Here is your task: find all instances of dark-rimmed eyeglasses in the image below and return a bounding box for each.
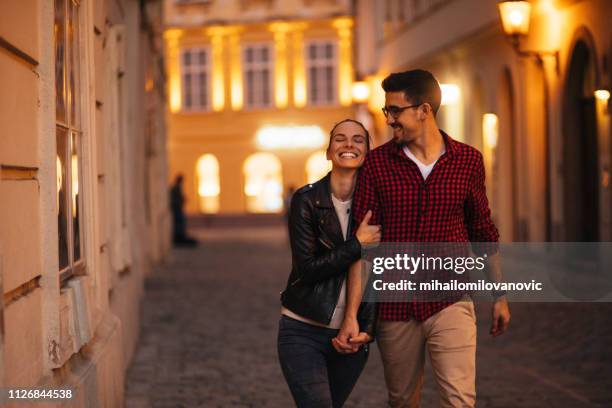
[381,104,421,119]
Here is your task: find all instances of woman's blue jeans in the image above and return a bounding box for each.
[277,315,369,408]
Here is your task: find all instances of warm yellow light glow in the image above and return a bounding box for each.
[208,27,225,111]
[164,29,182,112]
[71,154,79,218]
[483,113,499,149]
[367,75,386,114]
[293,29,307,107]
[498,1,532,36]
[270,23,290,109]
[440,84,461,106]
[595,89,610,102]
[333,17,354,107]
[352,81,370,103]
[56,156,62,215]
[243,153,283,213]
[306,151,332,184]
[230,33,243,110]
[256,126,326,150]
[197,154,220,213]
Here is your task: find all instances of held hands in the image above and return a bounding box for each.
[332,316,372,354]
[490,297,511,337]
[355,210,381,248]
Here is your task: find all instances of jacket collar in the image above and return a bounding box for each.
[313,172,334,209]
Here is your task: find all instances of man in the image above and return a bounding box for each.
[337,70,510,407]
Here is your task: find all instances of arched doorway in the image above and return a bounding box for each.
[306,150,332,183]
[243,153,283,213]
[563,39,599,241]
[496,67,518,241]
[196,154,220,213]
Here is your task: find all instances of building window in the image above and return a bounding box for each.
[243,153,283,213]
[243,44,273,108]
[55,0,84,280]
[181,47,210,111]
[305,41,337,106]
[196,154,220,213]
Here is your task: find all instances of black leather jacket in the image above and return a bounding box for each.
[280,173,377,336]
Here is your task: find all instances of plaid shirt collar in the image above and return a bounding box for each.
[387,129,457,164]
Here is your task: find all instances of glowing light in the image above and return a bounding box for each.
[498,1,532,36]
[440,84,461,106]
[352,81,370,103]
[483,113,499,149]
[367,75,386,113]
[333,17,354,107]
[164,29,183,113]
[595,89,610,102]
[56,156,62,215]
[71,154,79,218]
[291,25,308,108]
[243,153,283,213]
[306,151,332,183]
[230,33,243,110]
[208,28,225,111]
[270,23,290,109]
[256,126,326,150]
[197,154,220,213]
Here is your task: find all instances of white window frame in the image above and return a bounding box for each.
[55,0,88,282]
[180,46,211,112]
[305,40,338,106]
[242,43,274,109]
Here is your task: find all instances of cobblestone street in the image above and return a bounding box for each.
[125,221,612,408]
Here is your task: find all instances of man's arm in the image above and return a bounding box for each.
[465,151,510,336]
[482,253,510,336]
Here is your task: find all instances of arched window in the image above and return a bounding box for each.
[243,153,283,213]
[305,150,332,183]
[196,154,220,213]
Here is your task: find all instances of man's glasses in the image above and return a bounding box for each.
[381,104,421,119]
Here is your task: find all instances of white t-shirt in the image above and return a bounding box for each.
[281,194,351,329]
[403,145,446,180]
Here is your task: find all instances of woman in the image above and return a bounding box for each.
[278,119,381,408]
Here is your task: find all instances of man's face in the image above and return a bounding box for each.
[384,91,423,143]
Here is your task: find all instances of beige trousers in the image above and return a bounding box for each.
[377,299,477,408]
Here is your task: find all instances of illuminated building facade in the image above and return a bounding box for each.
[164,0,357,214]
[356,0,612,242]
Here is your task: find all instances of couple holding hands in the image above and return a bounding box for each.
[278,69,511,408]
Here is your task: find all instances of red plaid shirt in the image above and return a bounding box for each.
[352,131,499,321]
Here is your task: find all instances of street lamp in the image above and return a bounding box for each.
[498,1,531,37]
[497,0,559,73]
[351,81,371,104]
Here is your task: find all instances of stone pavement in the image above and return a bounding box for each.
[125,224,612,407]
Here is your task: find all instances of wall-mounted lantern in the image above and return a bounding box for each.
[498,1,559,74]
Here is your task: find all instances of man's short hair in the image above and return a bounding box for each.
[382,69,442,115]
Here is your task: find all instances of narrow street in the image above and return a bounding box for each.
[125,220,612,408]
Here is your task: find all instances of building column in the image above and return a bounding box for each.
[164,29,182,113]
[270,23,290,109]
[207,26,226,112]
[333,17,354,107]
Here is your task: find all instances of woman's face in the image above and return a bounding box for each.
[326,121,368,170]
